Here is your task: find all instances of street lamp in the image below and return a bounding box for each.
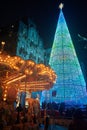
[0,41,5,53]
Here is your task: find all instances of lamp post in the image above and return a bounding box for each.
[0,41,5,53]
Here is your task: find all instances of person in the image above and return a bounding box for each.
[68,109,87,130]
[33,114,37,124]
[44,116,49,130]
[16,103,23,112]
[16,103,23,123]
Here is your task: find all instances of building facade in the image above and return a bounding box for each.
[16,20,46,64]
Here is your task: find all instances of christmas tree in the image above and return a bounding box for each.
[48,4,87,105]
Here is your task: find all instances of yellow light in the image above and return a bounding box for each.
[29,70,33,75]
[4,94,7,97]
[5,90,7,92]
[25,69,29,74]
[6,74,26,84]
[3,98,6,101]
[0,53,56,94]
[1,41,5,45]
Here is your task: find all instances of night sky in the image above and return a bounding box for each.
[0,0,87,43]
[0,0,87,75]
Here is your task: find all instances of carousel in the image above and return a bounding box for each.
[0,42,57,108]
[0,42,57,126]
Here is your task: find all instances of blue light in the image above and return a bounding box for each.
[42,9,87,105]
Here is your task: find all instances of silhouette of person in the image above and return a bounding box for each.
[45,116,49,130]
[68,109,87,130]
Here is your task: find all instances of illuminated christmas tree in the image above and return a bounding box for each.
[48,4,87,105]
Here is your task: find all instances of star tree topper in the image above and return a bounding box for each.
[59,3,64,9]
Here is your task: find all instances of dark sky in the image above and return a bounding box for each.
[0,0,87,69]
[0,0,87,43]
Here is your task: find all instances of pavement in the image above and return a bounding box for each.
[48,125,68,130]
[39,124,68,130]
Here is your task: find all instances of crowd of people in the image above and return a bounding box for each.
[42,101,87,118]
[0,100,87,130]
[0,99,40,130]
[68,109,87,130]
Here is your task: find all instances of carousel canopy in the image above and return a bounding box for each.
[0,52,57,101]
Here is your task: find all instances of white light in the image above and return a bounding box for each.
[59,3,64,9]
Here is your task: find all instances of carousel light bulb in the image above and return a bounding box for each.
[29,70,33,75]
[25,69,29,74]
[4,94,7,97]
[3,98,6,101]
[5,90,7,92]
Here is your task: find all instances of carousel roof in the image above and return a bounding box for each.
[0,52,57,101]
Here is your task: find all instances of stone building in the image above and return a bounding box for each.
[0,18,50,65]
[16,19,45,64]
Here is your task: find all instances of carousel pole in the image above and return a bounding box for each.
[44,90,47,129]
[23,74,27,117]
